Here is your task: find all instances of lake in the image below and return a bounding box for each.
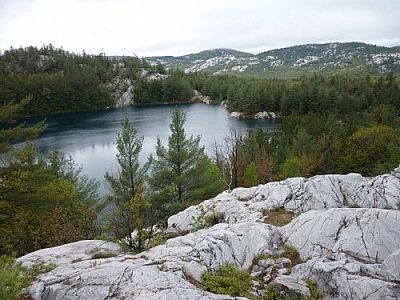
[18,103,278,195]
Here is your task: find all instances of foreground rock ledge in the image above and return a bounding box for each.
[18,167,400,299]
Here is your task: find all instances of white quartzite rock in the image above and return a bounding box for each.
[280,208,400,263]
[347,165,400,208]
[291,258,400,299]
[18,167,400,299]
[18,239,123,268]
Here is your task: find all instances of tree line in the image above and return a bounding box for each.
[0,45,159,115]
[2,45,399,121]
[0,45,195,116]
[188,72,400,115]
[216,109,400,191]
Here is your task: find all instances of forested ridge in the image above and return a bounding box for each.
[0,45,197,116]
[0,44,162,116]
[1,45,400,270]
[146,42,400,78]
[1,45,400,118]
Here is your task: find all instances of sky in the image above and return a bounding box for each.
[1,0,399,57]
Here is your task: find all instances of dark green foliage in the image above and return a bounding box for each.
[0,144,100,256]
[0,45,152,116]
[0,45,199,117]
[0,95,46,153]
[0,255,56,300]
[202,264,252,298]
[0,256,29,300]
[149,107,226,219]
[339,124,400,175]
[135,69,194,104]
[230,85,400,181]
[104,115,151,251]
[190,72,400,118]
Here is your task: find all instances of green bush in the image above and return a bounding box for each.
[191,206,225,232]
[191,205,207,232]
[91,252,118,259]
[26,260,56,277]
[304,278,321,300]
[282,244,302,265]
[0,255,57,300]
[0,255,29,300]
[202,264,252,298]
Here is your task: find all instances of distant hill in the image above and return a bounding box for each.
[145,42,400,78]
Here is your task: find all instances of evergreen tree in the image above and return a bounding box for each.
[244,161,259,187]
[0,144,99,256]
[340,125,400,176]
[0,96,46,153]
[104,115,151,250]
[149,107,225,218]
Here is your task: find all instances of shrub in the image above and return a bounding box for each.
[304,278,321,300]
[91,252,118,259]
[191,205,207,232]
[252,252,268,265]
[204,211,225,227]
[0,256,29,300]
[0,256,55,300]
[263,207,295,227]
[202,264,252,298]
[191,205,225,232]
[282,244,302,266]
[26,261,56,278]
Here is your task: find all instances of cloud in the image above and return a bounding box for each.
[0,0,399,56]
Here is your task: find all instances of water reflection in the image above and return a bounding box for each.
[16,103,279,195]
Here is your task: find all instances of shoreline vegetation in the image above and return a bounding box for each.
[1,44,399,119]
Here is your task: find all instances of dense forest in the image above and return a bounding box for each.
[2,45,399,117]
[189,72,400,183]
[1,45,400,259]
[0,45,195,116]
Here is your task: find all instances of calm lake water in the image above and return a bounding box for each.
[19,103,278,195]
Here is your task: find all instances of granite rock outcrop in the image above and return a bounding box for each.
[18,166,400,299]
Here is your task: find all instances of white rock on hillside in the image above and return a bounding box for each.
[347,165,400,208]
[280,208,400,263]
[291,258,400,299]
[18,239,123,268]
[107,77,134,107]
[229,111,243,118]
[254,111,276,119]
[18,167,400,299]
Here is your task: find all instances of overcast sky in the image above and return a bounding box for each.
[1,0,399,57]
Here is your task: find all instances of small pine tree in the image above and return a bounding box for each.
[149,107,225,219]
[104,114,151,250]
